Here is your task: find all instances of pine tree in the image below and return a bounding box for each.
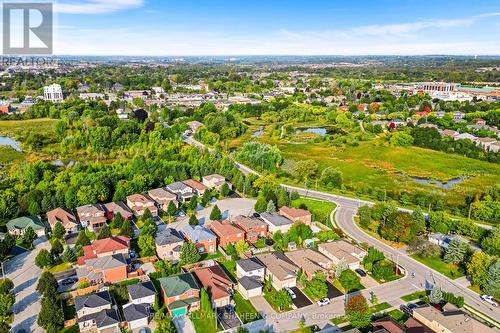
[254,196,267,213]
[111,212,124,229]
[120,220,134,238]
[62,246,76,263]
[37,294,64,331]
[428,286,443,304]
[167,201,178,216]
[75,230,90,247]
[210,205,222,220]
[220,183,230,198]
[36,271,58,297]
[50,238,63,257]
[52,222,65,240]
[443,239,468,264]
[97,224,111,239]
[23,226,37,247]
[179,243,201,264]
[188,214,199,226]
[484,261,500,299]
[266,200,276,213]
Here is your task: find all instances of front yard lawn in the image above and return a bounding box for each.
[401,290,427,302]
[219,259,237,282]
[233,291,262,323]
[200,250,223,261]
[190,309,220,333]
[48,262,73,273]
[411,254,464,279]
[369,302,392,314]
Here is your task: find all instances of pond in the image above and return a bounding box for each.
[295,127,327,136]
[409,176,466,189]
[0,136,22,152]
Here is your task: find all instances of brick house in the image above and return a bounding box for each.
[279,206,312,225]
[208,220,245,249]
[77,235,130,265]
[181,225,217,254]
[155,228,184,262]
[233,215,268,243]
[148,188,178,210]
[76,204,107,231]
[76,253,129,284]
[159,272,201,317]
[126,194,158,216]
[192,263,233,308]
[46,207,79,234]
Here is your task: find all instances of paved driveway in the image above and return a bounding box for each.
[291,287,313,308]
[6,237,49,333]
[326,281,343,299]
[217,305,242,329]
[173,315,195,333]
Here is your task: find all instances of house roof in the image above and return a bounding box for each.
[168,297,200,310]
[123,303,149,322]
[127,193,155,205]
[279,206,311,219]
[46,207,77,227]
[260,212,294,227]
[234,215,267,230]
[148,188,176,201]
[192,264,233,301]
[159,272,200,298]
[238,276,262,291]
[318,240,366,264]
[75,290,111,311]
[209,220,243,237]
[84,253,128,270]
[103,201,133,218]
[76,204,105,217]
[7,216,45,231]
[284,249,331,277]
[127,281,156,300]
[183,179,207,191]
[95,308,120,328]
[371,316,406,333]
[78,235,130,265]
[256,251,298,281]
[237,258,264,273]
[167,181,192,192]
[181,225,216,242]
[202,174,225,182]
[155,228,184,246]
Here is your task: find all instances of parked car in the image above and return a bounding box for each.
[61,277,77,286]
[481,295,498,307]
[355,268,366,277]
[284,287,296,299]
[400,304,412,315]
[317,298,331,307]
[407,303,419,310]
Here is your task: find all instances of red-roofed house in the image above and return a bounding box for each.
[192,263,233,308]
[209,220,245,249]
[126,194,158,216]
[233,215,267,243]
[46,207,79,234]
[77,236,130,266]
[182,179,207,196]
[279,206,312,226]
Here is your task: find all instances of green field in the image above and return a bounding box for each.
[411,254,465,279]
[0,146,25,163]
[291,197,336,226]
[0,118,57,136]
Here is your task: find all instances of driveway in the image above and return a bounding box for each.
[217,305,242,329]
[6,237,49,333]
[173,314,195,333]
[326,281,343,299]
[291,287,313,308]
[360,274,379,288]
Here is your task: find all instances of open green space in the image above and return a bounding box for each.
[219,259,237,282]
[48,262,73,274]
[411,254,465,279]
[0,146,25,163]
[0,118,57,136]
[233,291,262,323]
[291,197,336,226]
[401,290,427,302]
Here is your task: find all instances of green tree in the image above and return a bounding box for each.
[428,287,443,304]
[320,167,343,189]
[225,243,238,260]
[304,272,328,300]
[254,196,267,213]
[62,246,76,263]
[334,258,348,278]
[36,271,58,297]
[389,132,414,147]
[0,279,13,294]
[0,293,14,317]
[443,239,468,264]
[35,249,53,269]
[345,294,371,328]
[220,183,230,198]
[484,261,500,299]
[120,220,135,238]
[154,308,176,333]
[138,232,156,257]
[266,200,276,213]
[23,226,37,247]
[142,208,153,223]
[111,212,124,229]
[210,205,222,220]
[294,159,318,182]
[37,294,64,331]
[179,242,201,264]
[166,201,178,216]
[467,252,493,287]
[50,238,63,257]
[287,223,313,246]
[97,224,111,239]
[52,222,65,239]
[358,206,372,228]
[481,228,500,256]
[235,240,250,255]
[188,214,199,226]
[339,269,361,292]
[274,289,292,311]
[75,230,90,247]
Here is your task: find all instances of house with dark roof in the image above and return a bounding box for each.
[123,303,150,331]
[159,272,201,317]
[155,228,184,262]
[76,253,129,284]
[181,225,217,254]
[238,276,262,299]
[6,216,46,237]
[166,181,194,202]
[236,258,265,280]
[75,291,120,332]
[192,263,234,308]
[260,212,294,234]
[46,207,79,234]
[127,281,157,306]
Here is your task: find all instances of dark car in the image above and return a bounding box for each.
[400,304,412,315]
[61,277,77,285]
[265,238,274,246]
[355,268,367,277]
[253,212,261,218]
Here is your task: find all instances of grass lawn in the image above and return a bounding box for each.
[190,309,220,333]
[0,146,25,163]
[200,251,223,261]
[233,291,262,323]
[60,325,79,333]
[219,259,237,282]
[411,254,464,279]
[369,302,392,314]
[264,286,292,312]
[468,284,482,295]
[385,309,409,324]
[401,290,427,302]
[291,197,336,226]
[331,279,347,294]
[331,316,347,325]
[0,118,57,136]
[48,262,73,273]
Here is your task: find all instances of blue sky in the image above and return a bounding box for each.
[49,0,500,55]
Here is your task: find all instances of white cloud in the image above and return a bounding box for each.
[55,0,144,14]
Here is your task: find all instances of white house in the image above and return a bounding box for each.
[43,84,63,102]
[127,281,156,306]
[236,258,265,280]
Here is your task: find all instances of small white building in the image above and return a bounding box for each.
[43,83,63,102]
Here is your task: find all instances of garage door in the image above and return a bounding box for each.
[172,307,187,317]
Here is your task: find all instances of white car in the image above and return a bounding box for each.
[284,287,296,299]
[317,298,331,307]
[481,295,498,307]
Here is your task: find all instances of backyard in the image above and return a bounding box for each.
[290,197,336,226]
[233,291,262,323]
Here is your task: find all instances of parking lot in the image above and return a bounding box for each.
[290,287,313,308]
[217,305,242,329]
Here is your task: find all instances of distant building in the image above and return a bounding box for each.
[43,83,63,102]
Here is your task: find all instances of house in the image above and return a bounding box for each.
[186,120,204,133]
[166,182,195,202]
[148,188,178,210]
[318,240,367,270]
[126,194,158,216]
[76,204,107,231]
[279,206,312,225]
[75,291,120,333]
[6,216,46,237]
[473,118,487,126]
[46,207,79,234]
[441,129,459,138]
[159,272,201,317]
[209,220,245,248]
[76,253,129,284]
[454,133,478,142]
[260,212,294,234]
[490,141,500,153]
[182,179,208,196]
[123,303,150,331]
[233,215,268,243]
[371,316,406,333]
[236,258,265,280]
[285,249,332,279]
[192,263,234,308]
[238,276,263,299]
[202,174,231,190]
[77,235,130,265]
[476,137,497,151]
[127,281,157,306]
[103,201,134,221]
[452,111,465,120]
[256,251,298,290]
[410,304,496,333]
[181,225,217,254]
[155,228,184,262]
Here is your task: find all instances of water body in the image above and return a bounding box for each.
[0,136,22,152]
[295,127,327,136]
[409,176,466,189]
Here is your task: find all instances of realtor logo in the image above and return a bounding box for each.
[2,2,53,54]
